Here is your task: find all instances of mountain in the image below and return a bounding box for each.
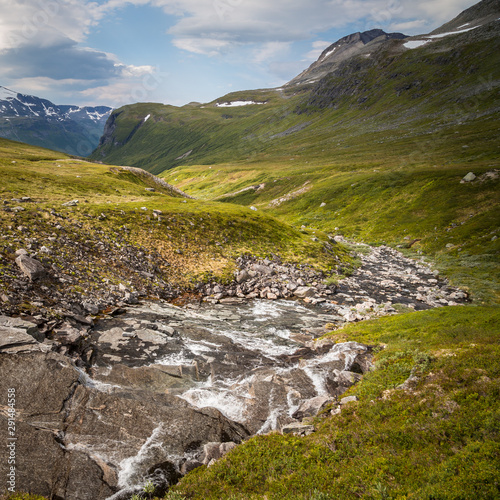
[287,29,407,87]
[0,86,111,156]
[90,0,499,303]
[91,0,499,174]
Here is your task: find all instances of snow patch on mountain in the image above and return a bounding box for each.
[216,101,266,107]
[404,24,482,49]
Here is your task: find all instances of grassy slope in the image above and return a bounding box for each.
[156,23,499,500]
[169,305,500,500]
[0,138,347,312]
[156,28,500,303]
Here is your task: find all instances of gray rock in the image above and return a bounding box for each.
[292,396,333,420]
[340,395,358,405]
[124,292,139,304]
[15,254,46,280]
[251,264,274,275]
[281,423,315,436]
[219,442,237,455]
[82,301,100,315]
[53,323,87,345]
[293,286,316,299]
[202,442,222,465]
[0,325,46,353]
[180,460,203,475]
[461,172,476,183]
[236,270,251,283]
[62,199,79,206]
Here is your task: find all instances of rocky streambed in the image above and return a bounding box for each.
[0,244,469,499]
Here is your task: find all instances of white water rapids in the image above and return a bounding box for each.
[84,298,369,499]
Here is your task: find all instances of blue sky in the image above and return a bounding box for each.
[0,0,477,108]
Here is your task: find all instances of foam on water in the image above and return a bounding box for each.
[154,350,195,366]
[180,387,250,422]
[205,326,297,358]
[185,339,222,355]
[117,424,165,488]
[251,300,283,320]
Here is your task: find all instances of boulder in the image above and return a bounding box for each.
[294,286,316,298]
[53,322,87,346]
[0,315,47,352]
[340,395,358,405]
[461,172,476,183]
[236,270,251,283]
[292,396,333,420]
[251,264,274,275]
[15,254,46,280]
[281,423,315,436]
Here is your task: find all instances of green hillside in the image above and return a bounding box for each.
[4,2,500,499]
[0,138,348,318]
[89,21,500,306]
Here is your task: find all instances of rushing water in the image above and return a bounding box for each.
[85,298,369,499]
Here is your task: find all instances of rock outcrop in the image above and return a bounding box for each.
[0,351,249,499]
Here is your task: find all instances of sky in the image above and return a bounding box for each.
[0,0,478,109]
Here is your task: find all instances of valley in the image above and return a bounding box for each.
[0,0,499,499]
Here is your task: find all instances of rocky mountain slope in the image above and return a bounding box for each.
[287,29,407,87]
[0,86,111,156]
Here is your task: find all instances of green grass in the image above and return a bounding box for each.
[169,305,500,500]
[0,137,350,309]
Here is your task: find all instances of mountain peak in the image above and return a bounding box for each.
[287,29,407,87]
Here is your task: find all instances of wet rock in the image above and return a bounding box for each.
[15,254,46,280]
[0,351,249,500]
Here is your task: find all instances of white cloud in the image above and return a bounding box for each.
[79,66,168,107]
[148,0,476,55]
[304,40,332,61]
[253,42,291,64]
[171,37,234,56]
[0,0,105,50]
[389,19,427,33]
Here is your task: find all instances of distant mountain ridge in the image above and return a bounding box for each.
[0,86,111,156]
